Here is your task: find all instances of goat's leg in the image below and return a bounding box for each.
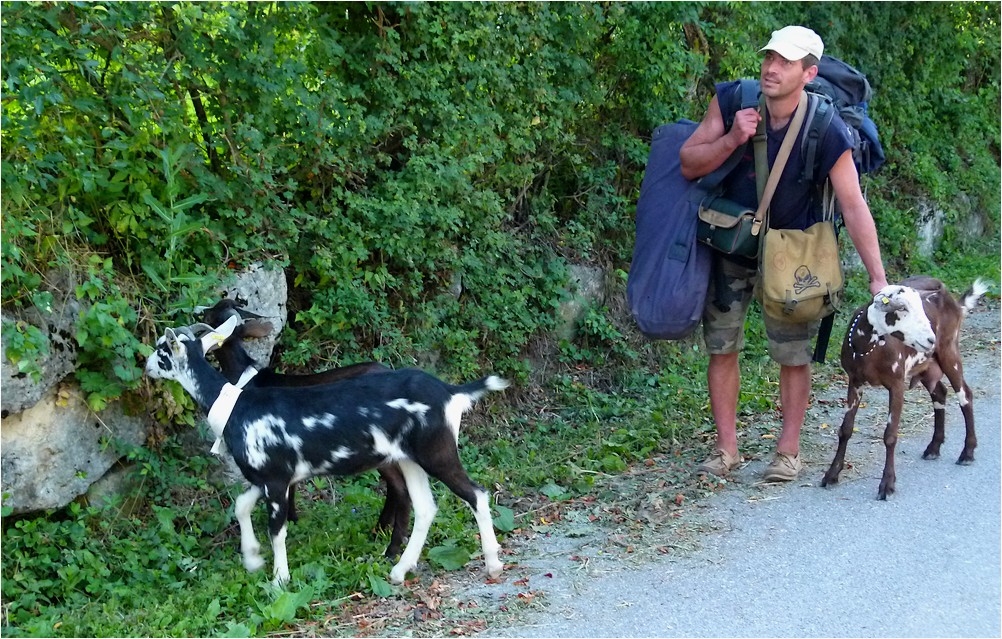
[389,459,437,585]
[877,386,905,500]
[377,464,410,558]
[821,384,861,487]
[921,378,948,460]
[943,363,977,464]
[422,449,503,579]
[955,380,976,464]
[265,482,293,586]
[287,483,299,523]
[235,485,265,572]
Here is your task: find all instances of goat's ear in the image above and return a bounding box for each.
[242,319,274,338]
[233,306,266,320]
[200,314,240,353]
[873,287,901,311]
[164,328,186,356]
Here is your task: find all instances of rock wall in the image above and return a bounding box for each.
[0,264,288,515]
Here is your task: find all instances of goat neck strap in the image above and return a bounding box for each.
[849,307,881,359]
[751,90,809,237]
[235,366,259,389]
[206,382,242,438]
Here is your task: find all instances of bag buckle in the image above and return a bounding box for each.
[751,218,764,237]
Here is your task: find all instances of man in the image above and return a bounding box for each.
[679,26,888,481]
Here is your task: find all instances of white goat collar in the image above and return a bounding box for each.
[207,383,242,455]
[235,367,259,389]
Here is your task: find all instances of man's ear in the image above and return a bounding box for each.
[803,63,819,83]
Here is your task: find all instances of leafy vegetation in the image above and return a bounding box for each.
[1,2,998,636]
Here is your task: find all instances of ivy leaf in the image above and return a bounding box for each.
[494,505,516,532]
[222,622,252,638]
[540,482,568,501]
[427,543,471,571]
[368,574,393,597]
[260,586,314,625]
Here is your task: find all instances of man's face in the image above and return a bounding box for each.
[759,50,816,98]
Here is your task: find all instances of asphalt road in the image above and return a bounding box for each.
[485,306,1000,638]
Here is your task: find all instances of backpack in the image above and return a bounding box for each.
[727,55,885,182]
[626,120,747,340]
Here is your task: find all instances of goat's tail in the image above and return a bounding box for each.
[959,279,991,315]
[452,375,511,403]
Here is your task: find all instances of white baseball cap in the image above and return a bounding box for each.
[760,26,824,61]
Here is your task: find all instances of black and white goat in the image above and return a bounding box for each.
[821,276,988,499]
[194,299,410,558]
[146,315,508,585]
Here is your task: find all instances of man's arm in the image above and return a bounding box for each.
[829,150,888,295]
[680,95,760,181]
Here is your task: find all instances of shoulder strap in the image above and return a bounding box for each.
[802,93,835,183]
[752,94,767,204]
[724,79,762,131]
[704,79,763,194]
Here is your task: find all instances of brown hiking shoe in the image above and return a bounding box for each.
[697,449,741,477]
[762,452,803,482]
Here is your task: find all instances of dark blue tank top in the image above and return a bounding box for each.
[715,80,853,230]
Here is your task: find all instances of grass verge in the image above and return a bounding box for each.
[2,252,998,637]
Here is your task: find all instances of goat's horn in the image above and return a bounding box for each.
[174,326,197,340]
[875,293,903,311]
[187,322,217,336]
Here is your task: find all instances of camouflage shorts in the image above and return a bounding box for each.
[702,255,819,366]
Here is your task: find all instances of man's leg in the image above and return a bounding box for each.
[763,314,818,480]
[699,255,756,475]
[777,363,811,457]
[708,352,741,456]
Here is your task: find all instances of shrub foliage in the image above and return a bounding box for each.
[2,2,998,402]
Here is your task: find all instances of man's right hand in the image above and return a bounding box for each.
[729,107,761,145]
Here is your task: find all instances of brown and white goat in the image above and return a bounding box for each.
[195,298,410,558]
[821,276,988,499]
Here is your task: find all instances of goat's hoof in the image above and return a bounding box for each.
[922,451,940,460]
[272,573,290,588]
[243,554,266,573]
[389,564,412,585]
[486,559,504,580]
[956,455,975,465]
[820,474,838,488]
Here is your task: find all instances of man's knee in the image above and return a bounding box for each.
[765,317,818,366]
